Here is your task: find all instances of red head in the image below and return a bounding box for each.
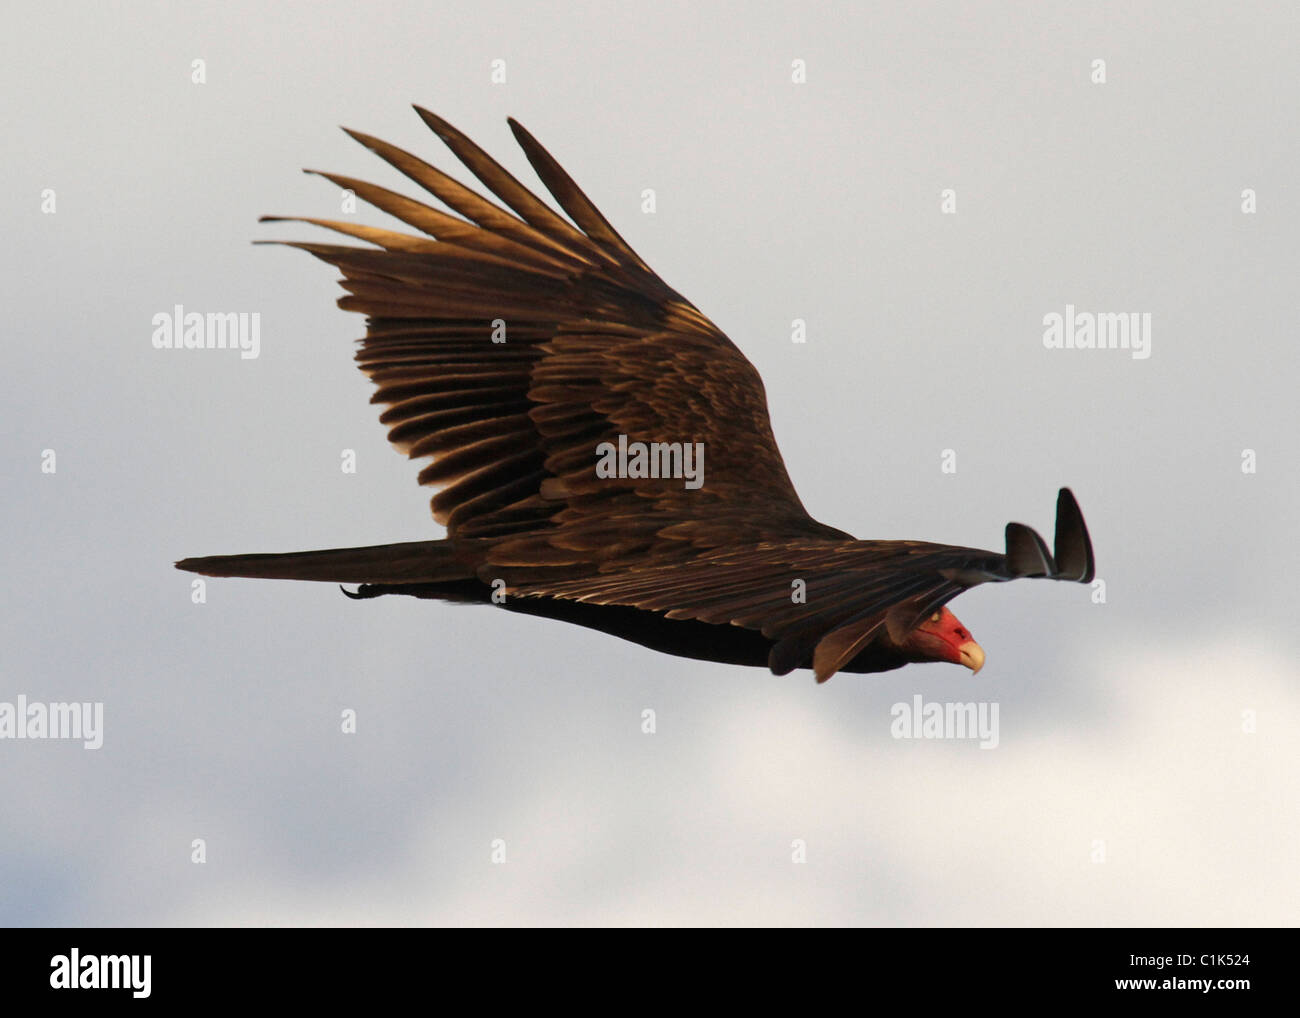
[903,606,985,673]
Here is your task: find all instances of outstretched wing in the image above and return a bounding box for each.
[266,109,846,578]
[511,488,1096,681]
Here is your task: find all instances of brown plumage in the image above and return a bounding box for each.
[177,108,1095,682]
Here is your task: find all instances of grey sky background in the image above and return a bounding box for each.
[3,1,1297,925]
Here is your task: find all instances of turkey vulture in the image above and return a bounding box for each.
[177,108,1095,682]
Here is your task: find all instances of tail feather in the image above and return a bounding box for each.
[175,539,476,584]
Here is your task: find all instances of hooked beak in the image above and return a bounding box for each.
[957,640,985,674]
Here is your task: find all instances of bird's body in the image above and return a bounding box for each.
[177,108,1094,682]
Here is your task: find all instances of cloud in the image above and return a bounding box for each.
[173,632,1296,926]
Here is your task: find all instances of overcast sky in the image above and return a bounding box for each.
[3,0,1297,926]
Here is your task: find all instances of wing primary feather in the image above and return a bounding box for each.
[1053,487,1096,583]
[1004,523,1056,578]
[506,117,652,272]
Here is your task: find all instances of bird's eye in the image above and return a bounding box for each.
[930,612,941,623]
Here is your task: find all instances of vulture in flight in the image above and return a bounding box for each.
[177,108,1095,682]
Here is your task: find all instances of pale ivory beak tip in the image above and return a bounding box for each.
[958,640,985,674]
